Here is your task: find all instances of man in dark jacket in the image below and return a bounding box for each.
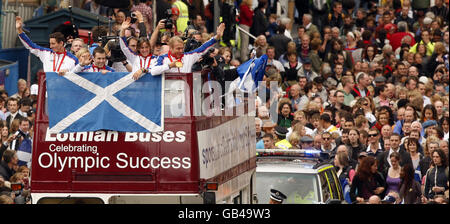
[377,134,413,173]
[0,150,18,181]
[268,24,291,59]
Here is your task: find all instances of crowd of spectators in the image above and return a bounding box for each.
[0,80,35,204]
[0,0,449,204]
[245,0,449,204]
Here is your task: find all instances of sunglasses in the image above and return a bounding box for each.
[322,137,331,140]
[368,134,378,137]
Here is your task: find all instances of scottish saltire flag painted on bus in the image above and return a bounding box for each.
[46,72,163,133]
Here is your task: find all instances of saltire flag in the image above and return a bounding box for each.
[224,54,268,106]
[46,72,163,133]
[235,54,268,92]
[16,138,32,168]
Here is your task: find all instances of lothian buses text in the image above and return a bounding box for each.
[45,128,186,142]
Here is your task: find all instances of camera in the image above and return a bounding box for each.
[14,130,27,140]
[163,9,174,29]
[98,36,127,64]
[130,12,137,24]
[184,38,202,52]
[162,19,174,30]
[106,39,127,63]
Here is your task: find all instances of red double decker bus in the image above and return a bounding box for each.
[30,72,257,204]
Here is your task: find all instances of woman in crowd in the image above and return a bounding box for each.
[385,152,402,194]
[353,97,377,125]
[283,51,302,87]
[420,104,438,123]
[335,151,353,185]
[347,129,366,161]
[361,44,377,63]
[373,112,390,132]
[419,138,440,178]
[399,163,423,204]
[406,137,424,181]
[218,47,233,70]
[440,116,449,141]
[344,32,358,53]
[350,155,386,203]
[423,149,449,199]
[277,99,294,128]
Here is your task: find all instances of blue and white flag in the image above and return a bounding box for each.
[236,54,268,92]
[225,55,268,106]
[16,138,32,168]
[46,72,163,133]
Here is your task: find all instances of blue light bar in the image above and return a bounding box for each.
[256,149,323,159]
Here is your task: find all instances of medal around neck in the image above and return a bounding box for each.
[175,61,183,68]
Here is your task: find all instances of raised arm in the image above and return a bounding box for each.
[134,11,147,38]
[119,17,138,62]
[66,56,91,75]
[150,20,165,49]
[16,16,50,58]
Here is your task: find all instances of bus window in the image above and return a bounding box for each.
[233,191,242,204]
[37,197,104,204]
[164,79,189,118]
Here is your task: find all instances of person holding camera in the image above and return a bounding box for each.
[153,22,225,74]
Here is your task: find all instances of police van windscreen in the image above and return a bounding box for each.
[255,172,319,204]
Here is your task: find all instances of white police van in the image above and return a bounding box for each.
[255,149,344,204]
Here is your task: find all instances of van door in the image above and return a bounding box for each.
[318,171,331,203]
[324,169,341,200]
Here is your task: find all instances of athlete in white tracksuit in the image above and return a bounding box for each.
[16,16,78,73]
[153,23,226,74]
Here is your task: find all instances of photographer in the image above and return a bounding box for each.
[106,37,133,72]
[150,19,176,53]
[208,48,239,98]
